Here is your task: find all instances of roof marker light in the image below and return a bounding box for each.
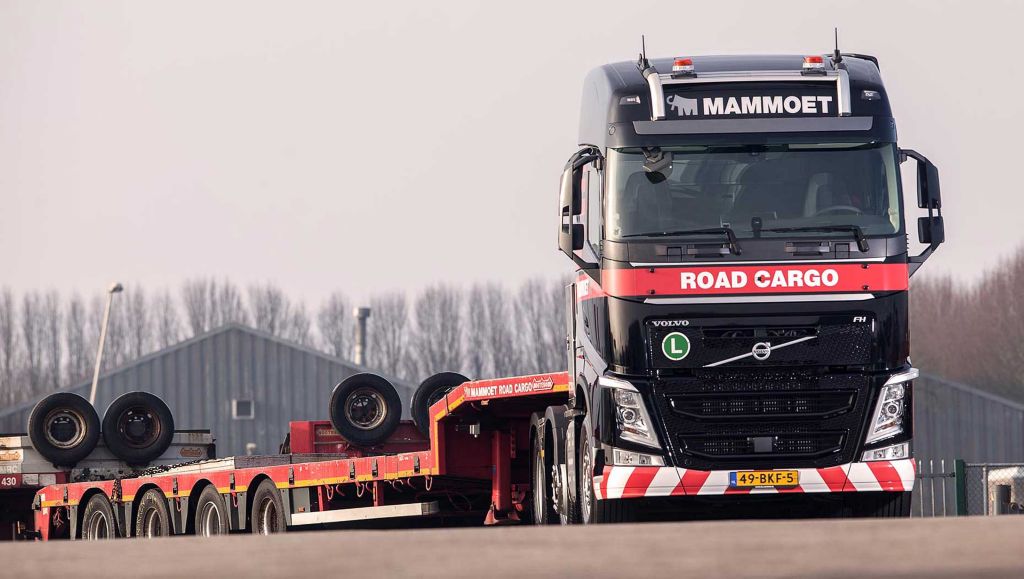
[801,55,826,76]
[671,57,695,77]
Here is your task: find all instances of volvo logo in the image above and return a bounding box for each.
[751,342,772,361]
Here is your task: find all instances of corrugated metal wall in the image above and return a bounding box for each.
[914,374,1024,463]
[0,325,413,457]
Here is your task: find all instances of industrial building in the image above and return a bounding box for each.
[0,324,412,457]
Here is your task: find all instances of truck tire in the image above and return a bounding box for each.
[250,479,286,535]
[134,488,171,538]
[411,372,469,436]
[27,392,101,467]
[578,414,636,524]
[531,423,558,525]
[194,485,229,536]
[329,374,402,446]
[80,493,118,539]
[102,391,175,465]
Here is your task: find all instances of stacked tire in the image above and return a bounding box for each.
[28,391,175,467]
[329,374,404,446]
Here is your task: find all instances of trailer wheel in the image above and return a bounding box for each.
[329,374,402,446]
[134,488,171,538]
[531,424,558,525]
[250,479,286,535]
[578,414,635,524]
[80,493,118,539]
[194,485,229,536]
[27,392,101,467]
[102,391,175,465]
[411,372,469,436]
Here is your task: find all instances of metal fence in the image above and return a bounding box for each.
[912,460,1024,516]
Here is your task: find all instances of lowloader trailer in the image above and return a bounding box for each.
[26,46,942,539]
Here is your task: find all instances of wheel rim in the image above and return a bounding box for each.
[142,507,162,537]
[85,509,110,539]
[116,406,162,449]
[533,447,547,522]
[43,408,87,449]
[344,388,387,431]
[256,496,279,534]
[200,501,222,536]
[580,433,593,523]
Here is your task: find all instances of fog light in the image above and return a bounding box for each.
[612,448,665,466]
[862,442,909,462]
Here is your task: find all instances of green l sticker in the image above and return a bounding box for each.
[662,332,690,361]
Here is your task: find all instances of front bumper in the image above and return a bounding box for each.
[593,459,915,500]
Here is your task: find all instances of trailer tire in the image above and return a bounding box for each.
[411,372,469,436]
[27,392,101,467]
[80,493,118,539]
[102,391,175,465]
[134,488,171,538]
[531,423,558,525]
[250,479,286,535]
[329,374,402,446]
[194,485,229,536]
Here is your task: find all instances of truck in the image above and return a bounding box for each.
[12,46,943,540]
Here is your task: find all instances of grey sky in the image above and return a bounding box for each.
[1,0,1020,304]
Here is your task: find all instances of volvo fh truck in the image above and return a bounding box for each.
[544,50,944,523]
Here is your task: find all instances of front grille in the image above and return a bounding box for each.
[680,432,846,459]
[653,371,871,470]
[668,390,856,420]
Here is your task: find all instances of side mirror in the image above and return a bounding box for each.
[902,149,941,210]
[918,215,945,245]
[558,164,586,256]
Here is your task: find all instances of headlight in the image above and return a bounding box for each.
[864,369,917,445]
[599,376,662,450]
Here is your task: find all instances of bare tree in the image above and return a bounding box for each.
[153,290,182,348]
[282,303,312,346]
[182,278,247,336]
[64,294,89,385]
[514,279,549,375]
[248,283,289,335]
[464,286,488,378]
[0,288,18,404]
[408,285,463,380]
[367,292,408,378]
[20,292,44,397]
[41,291,63,389]
[124,287,152,360]
[317,291,350,359]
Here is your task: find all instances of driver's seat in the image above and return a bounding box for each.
[804,173,853,216]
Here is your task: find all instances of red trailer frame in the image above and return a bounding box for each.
[32,372,570,540]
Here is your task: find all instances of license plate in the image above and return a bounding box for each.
[729,470,799,488]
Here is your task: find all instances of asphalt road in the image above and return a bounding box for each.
[3,517,1022,578]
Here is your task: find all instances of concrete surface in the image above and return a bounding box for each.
[3,517,1023,578]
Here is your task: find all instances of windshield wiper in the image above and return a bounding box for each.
[621,227,742,255]
[759,225,869,252]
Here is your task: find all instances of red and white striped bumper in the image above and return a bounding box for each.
[593,459,915,500]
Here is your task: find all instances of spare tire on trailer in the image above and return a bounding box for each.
[27,392,101,467]
[102,391,175,465]
[329,373,402,446]
[411,372,469,437]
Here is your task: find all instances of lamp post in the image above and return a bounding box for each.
[88,282,123,405]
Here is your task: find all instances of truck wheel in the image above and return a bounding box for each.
[134,488,171,538]
[28,392,101,467]
[531,424,558,525]
[194,485,229,536]
[411,372,469,436]
[250,479,286,535]
[80,493,118,539]
[578,414,636,524]
[102,391,175,465]
[329,374,402,446]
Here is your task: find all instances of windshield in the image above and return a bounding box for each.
[605,143,901,241]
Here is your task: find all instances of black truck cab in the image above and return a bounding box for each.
[556,52,944,522]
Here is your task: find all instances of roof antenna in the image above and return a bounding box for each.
[637,34,650,71]
[832,27,843,65]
